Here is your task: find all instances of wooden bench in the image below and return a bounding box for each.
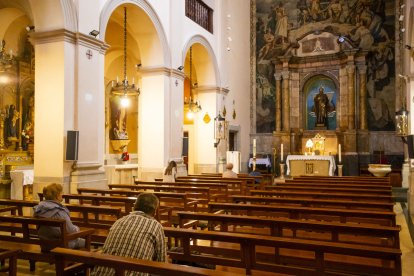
[0,249,20,276]
[72,190,199,218]
[231,195,395,211]
[286,179,392,188]
[175,177,246,195]
[295,175,391,184]
[51,247,239,276]
[280,180,393,190]
[0,215,94,271]
[208,202,396,226]
[131,181,229,201]
[79,186,211,207]
[177,211,401,248]
[265,184,393,195]
[164,227,401,275]
[250,189,394,202]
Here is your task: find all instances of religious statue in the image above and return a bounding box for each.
[5,105,19,139]
[313,86,329,126]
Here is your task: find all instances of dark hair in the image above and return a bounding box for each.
[164,160,177,175]
[43,183,63,200]
[134,193,159,215]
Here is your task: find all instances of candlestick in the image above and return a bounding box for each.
[253,139,256,157]
[338,144,342,163]
[281,144,284,162]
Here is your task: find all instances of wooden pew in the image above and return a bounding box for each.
[0,249,20,276]
[208,202,396,226]
[265,184,393,195]
[175,177,246,195]
[193,174,263,189]
[117,181,229,201]
[79,186,211,206]
[164,227,401,275]
[231,195,395,211]
[295,175,391,184]
[280,180,392,190]
[38,193,137,215]
[51,247,238,276]
[176,211,401,248]
[73,189,199,215]
[0,215,94,271]
[250,190,394,202]
[0,199,121,244]
[286,179,392,188]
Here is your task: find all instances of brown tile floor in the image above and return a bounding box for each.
[14,203,414,275]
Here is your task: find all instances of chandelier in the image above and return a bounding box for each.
[111,7,140,106]
[184,46,201,116]
[0,40,15,72]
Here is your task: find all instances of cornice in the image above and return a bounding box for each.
[29,29,110,53]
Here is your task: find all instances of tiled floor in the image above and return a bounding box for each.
[13,203,414,275]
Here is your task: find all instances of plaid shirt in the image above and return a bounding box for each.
[92,211,166,276]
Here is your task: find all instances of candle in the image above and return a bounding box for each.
[281,144,284,162]
[338,144,342,163]
[253,139,256,157]
[116,76,119,83]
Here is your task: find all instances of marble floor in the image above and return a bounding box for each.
[11,203,414,275]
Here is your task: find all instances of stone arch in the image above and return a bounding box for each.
[100,0,170,67]
[183,35,220,88]
[29,0,77,32]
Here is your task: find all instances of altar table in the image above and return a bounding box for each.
[286,155,336,176]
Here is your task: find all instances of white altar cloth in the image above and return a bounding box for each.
[248,157,271,167]
[10,169,34,200]
[286,155,336,176]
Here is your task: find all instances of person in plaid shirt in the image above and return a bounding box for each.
[92,193,166,276]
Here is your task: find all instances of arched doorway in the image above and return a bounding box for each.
[182,39,221,174]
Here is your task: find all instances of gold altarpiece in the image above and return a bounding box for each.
[0,40,34,198]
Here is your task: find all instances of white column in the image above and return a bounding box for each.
[138,68,170,180]
[30,30,77,197]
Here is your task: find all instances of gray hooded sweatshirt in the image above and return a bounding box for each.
[33,200,81,251]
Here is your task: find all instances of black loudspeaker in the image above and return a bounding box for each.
[182,137,189,156]
[408,135,414,159]
[66,130,79,161]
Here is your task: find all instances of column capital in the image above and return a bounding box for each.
[357,65,367,74]
[347,65,355,74]
[281,71,290,80]
[274,72,282,80]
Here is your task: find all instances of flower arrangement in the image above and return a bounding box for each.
[121,151,129,161]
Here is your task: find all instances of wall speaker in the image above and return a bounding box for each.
[66,130,79,161]
[407,135,414,159]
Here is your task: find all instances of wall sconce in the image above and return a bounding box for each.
[177,66,184,71]
[89,30,100,37]
[214,113,227,148]
[25,25,35,32]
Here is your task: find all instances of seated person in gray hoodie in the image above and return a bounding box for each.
[33,183,85,251]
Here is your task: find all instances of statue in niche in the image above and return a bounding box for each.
[313,86,329,126]
[22,94,35,150]
[5,105,19,140]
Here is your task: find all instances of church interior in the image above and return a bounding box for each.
[0,0,414,275]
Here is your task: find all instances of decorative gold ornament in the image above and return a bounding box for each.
[222,106,226,117]
[203,112,211,124]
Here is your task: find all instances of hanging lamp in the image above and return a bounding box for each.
[111,7,140,105]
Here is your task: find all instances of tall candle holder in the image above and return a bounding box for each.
[252,156,257,172]
[279,163,285,179]
[337,164,343,177]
